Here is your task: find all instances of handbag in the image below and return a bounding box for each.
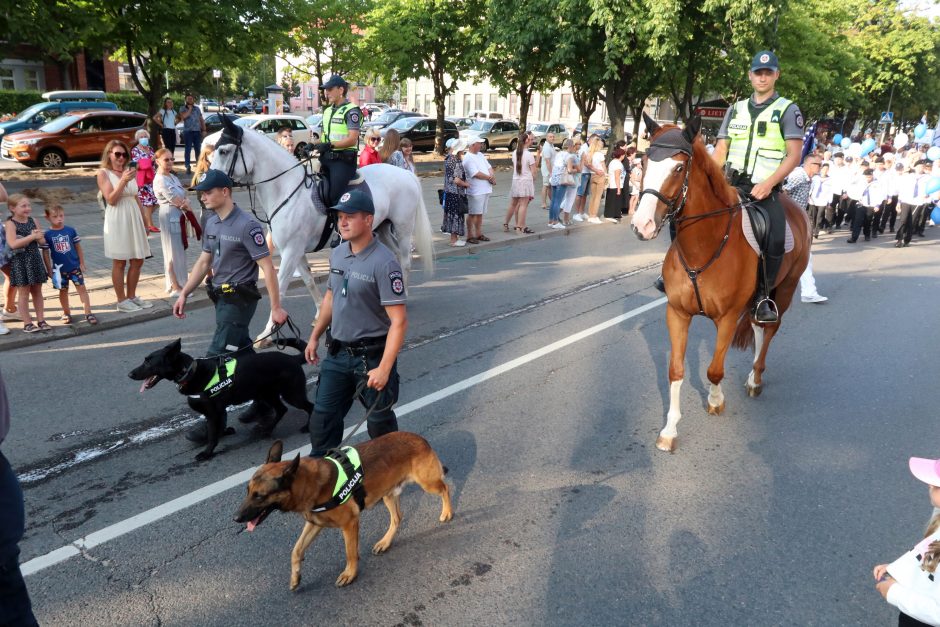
[560,170,575,187]
[439,190,469,215]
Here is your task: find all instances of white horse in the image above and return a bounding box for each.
[208,116,434,343]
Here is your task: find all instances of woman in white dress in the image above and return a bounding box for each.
[151,148,190,296]
[96,140,152,312]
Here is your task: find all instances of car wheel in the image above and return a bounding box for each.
[294,143,307,159]
[39,149,65,168]
[483,140,490,152]
[508,138,518,152]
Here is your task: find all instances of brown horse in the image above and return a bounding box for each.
[630,115,810,452]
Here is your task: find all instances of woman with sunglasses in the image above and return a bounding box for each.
[358,127,382,167]
[97,140,152,312]
[152,148,191,297]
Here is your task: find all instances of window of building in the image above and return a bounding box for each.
[424,94,431,114]
[474,94,483,111]
[539,94,552,121]
[509,94,517,116]
[23,69,41,91]
[488,94,497,112]
[560,94,571,119]
[463,95,471,116]
[447,97,455,115]
[0,68,14,90]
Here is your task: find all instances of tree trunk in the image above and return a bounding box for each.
[571,86,598,141]
[519,88,533,131]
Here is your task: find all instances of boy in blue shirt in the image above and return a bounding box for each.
[40,204,96,325]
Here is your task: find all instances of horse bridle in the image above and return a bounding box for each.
[637,155,692,238]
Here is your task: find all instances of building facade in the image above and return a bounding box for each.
[0,46,124,93]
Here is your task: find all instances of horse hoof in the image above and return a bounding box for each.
[707,401,725,415]
[746,384,762,398]
[655,435,676,452]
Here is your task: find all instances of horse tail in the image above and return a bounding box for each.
[412,173,435,276]
[731,310,753,351]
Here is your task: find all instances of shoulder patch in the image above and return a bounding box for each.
[348,111,361,124]
[795,112,804,129]
[389,270,404,296]
[248,225,265,247]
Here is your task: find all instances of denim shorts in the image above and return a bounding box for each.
[576,173,590,197]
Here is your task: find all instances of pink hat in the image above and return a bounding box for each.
[909,457,940,487]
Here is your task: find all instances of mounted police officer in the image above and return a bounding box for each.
[173,170,288,441]
[315,75,363,206]
[713,50,805,323]
[304,189,407,457]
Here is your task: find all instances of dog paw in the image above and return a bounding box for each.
[195,450,215,462]
[289,574,301,591]
[372,540,391,555]
[223,426,236,436]
[335,569,357,587]
[440,511,453,523]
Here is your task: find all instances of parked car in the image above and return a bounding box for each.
[446,116,475,130]
[174,112,241,144]
[305,114,323,141]
[232,99,290,114]
[200,99,231,113]
[459,119,521,151]
[0,91,117,140]
[361,110,422,132]
[364,102,389,112]
[1,110,147,168]
[379,117,459,151]
[230,114,313,158]
[526,121,570,147]
[469,110,504,120]
[572,122,612,142]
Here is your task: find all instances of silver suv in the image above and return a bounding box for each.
[459,119,521,151]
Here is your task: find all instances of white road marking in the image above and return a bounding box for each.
[21,296,667,577]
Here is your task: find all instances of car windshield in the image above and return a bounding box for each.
[306,115,322,124]
[12,104,47,122]
[469,121,493,132]
[234,117,259,128]
[38,114,81,133]
[389,117,421,131]
[529,124,549,132]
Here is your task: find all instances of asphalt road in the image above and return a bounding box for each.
[7,223,940,625]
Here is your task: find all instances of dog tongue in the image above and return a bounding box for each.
[247,516,261,532]
[139,380,149,394]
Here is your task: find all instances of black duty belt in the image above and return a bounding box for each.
[329,335,387,357]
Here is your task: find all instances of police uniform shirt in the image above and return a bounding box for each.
[324,100,363,143]
[717,92,805,142]
[327,238,406,342]
[202,204,270,284]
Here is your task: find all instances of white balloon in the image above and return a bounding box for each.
[895,133,909,149]
[848,142,862,157]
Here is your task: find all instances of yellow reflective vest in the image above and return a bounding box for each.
[322,102,359,152]
[725,96,793,183]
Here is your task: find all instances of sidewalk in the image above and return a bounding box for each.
[0,173,603,350]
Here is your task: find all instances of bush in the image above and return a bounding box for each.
[0,90,185,116]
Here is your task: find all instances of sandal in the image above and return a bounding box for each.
[36,320,52,332]
[477,235,491,241]
[517,226,534,234]
[22,323,39,334]
[61,314,73,324]
[502,223,510,233]
[85,313,99,325]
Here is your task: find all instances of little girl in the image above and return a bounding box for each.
[873,456,940,626]
[4,194,49,333]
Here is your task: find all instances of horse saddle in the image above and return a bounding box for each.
[740,193,794,257]
[306,176,373,253]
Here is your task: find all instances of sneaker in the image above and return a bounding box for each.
[605,218,619,223]
[131,297,153,309]
[551,223,566,229]
[117,299,142,313]
[169,290,182,299]
[588,217,603,224]
[1,310,18,322]
[0,321,8,335]
[572,214,584,222]
[801,294,828,304]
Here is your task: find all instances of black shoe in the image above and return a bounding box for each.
[871,233,877,239]
[653,275,666,293]
[846,238,857,243]
[889,229,895,234]
[827,229,834,235]
[894,241,903,248]
[864,235,870,241]
[185,423,235,443]
[754,299,779,324]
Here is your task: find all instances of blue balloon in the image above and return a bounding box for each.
[926,176,940,195]
[915,123,927,139]
[833,134,843,145]
[928,146,940,162]
[840,137,851,149]
[932,205,940,224]
[860,138,877,156]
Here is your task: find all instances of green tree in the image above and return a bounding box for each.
[363,0,483,153]
[290,0,373,95]
[555,0,608,138]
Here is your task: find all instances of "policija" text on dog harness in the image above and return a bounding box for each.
[310,447,367,512]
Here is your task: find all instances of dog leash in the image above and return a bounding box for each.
[337,367,393,447]
[198,315,305,363]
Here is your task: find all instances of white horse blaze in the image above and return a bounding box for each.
[630,157,681,239]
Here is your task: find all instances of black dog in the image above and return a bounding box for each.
[129,338,313,461]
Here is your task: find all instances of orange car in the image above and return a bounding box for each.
[1,110,147,168]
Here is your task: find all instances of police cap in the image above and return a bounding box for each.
[193,169,234,191]
[332,189,374,215]
[322,75,349,90]
[750,50,779,72]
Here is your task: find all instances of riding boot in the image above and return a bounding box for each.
[654,275,666,293]
[754,253,783,323]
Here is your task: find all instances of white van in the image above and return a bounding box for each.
[41,90,109,102]
[469,110,504,120]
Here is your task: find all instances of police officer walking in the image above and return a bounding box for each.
[304,189,407,457]
[315,76,363,206]
[172,170,288,440]
[713,50,805,323]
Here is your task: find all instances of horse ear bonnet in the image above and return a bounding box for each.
[647,128,693,162]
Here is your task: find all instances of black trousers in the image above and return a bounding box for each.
[850,204,878,241]
[160,128,177,153]
[0,450,38,627]
[896,203,916,245]
[879,196,898,232]
[808,204,826,237]
[320,153,358,206]
[912,202,931,236]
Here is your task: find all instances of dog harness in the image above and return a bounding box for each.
[310,447,367,512]
[203,358,237,397]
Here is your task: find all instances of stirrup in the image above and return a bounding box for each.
[753,296,779,322]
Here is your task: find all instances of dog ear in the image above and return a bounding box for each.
[278,454,301,490]
[170,338,182,352]
[643,112,661,135]
[266,440,284,463]
[682,116,702,144]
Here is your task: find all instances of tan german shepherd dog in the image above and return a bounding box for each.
[234,432,453,589]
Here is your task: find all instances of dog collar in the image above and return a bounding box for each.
[175,361,199,392]
[311,447,366,513]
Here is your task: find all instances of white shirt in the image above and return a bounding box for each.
[541,143,556,175]
[809,175,831,206]
[578,144,590,173]
[607,159,625,190]
[828,164,849,194]
[898,172,930,206]
[462,151,493,196]
[858,179,886,208]
[886,529,940,625]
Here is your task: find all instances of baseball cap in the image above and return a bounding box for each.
[468,136,485,145]
[750,50,779,72]
[322,75,348,90]
[915,159,929,166]
[910,457,940,488]
[450,138,467,153]
[193,169,233,191]
[833,152,844,159]
[331,189,374,215]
